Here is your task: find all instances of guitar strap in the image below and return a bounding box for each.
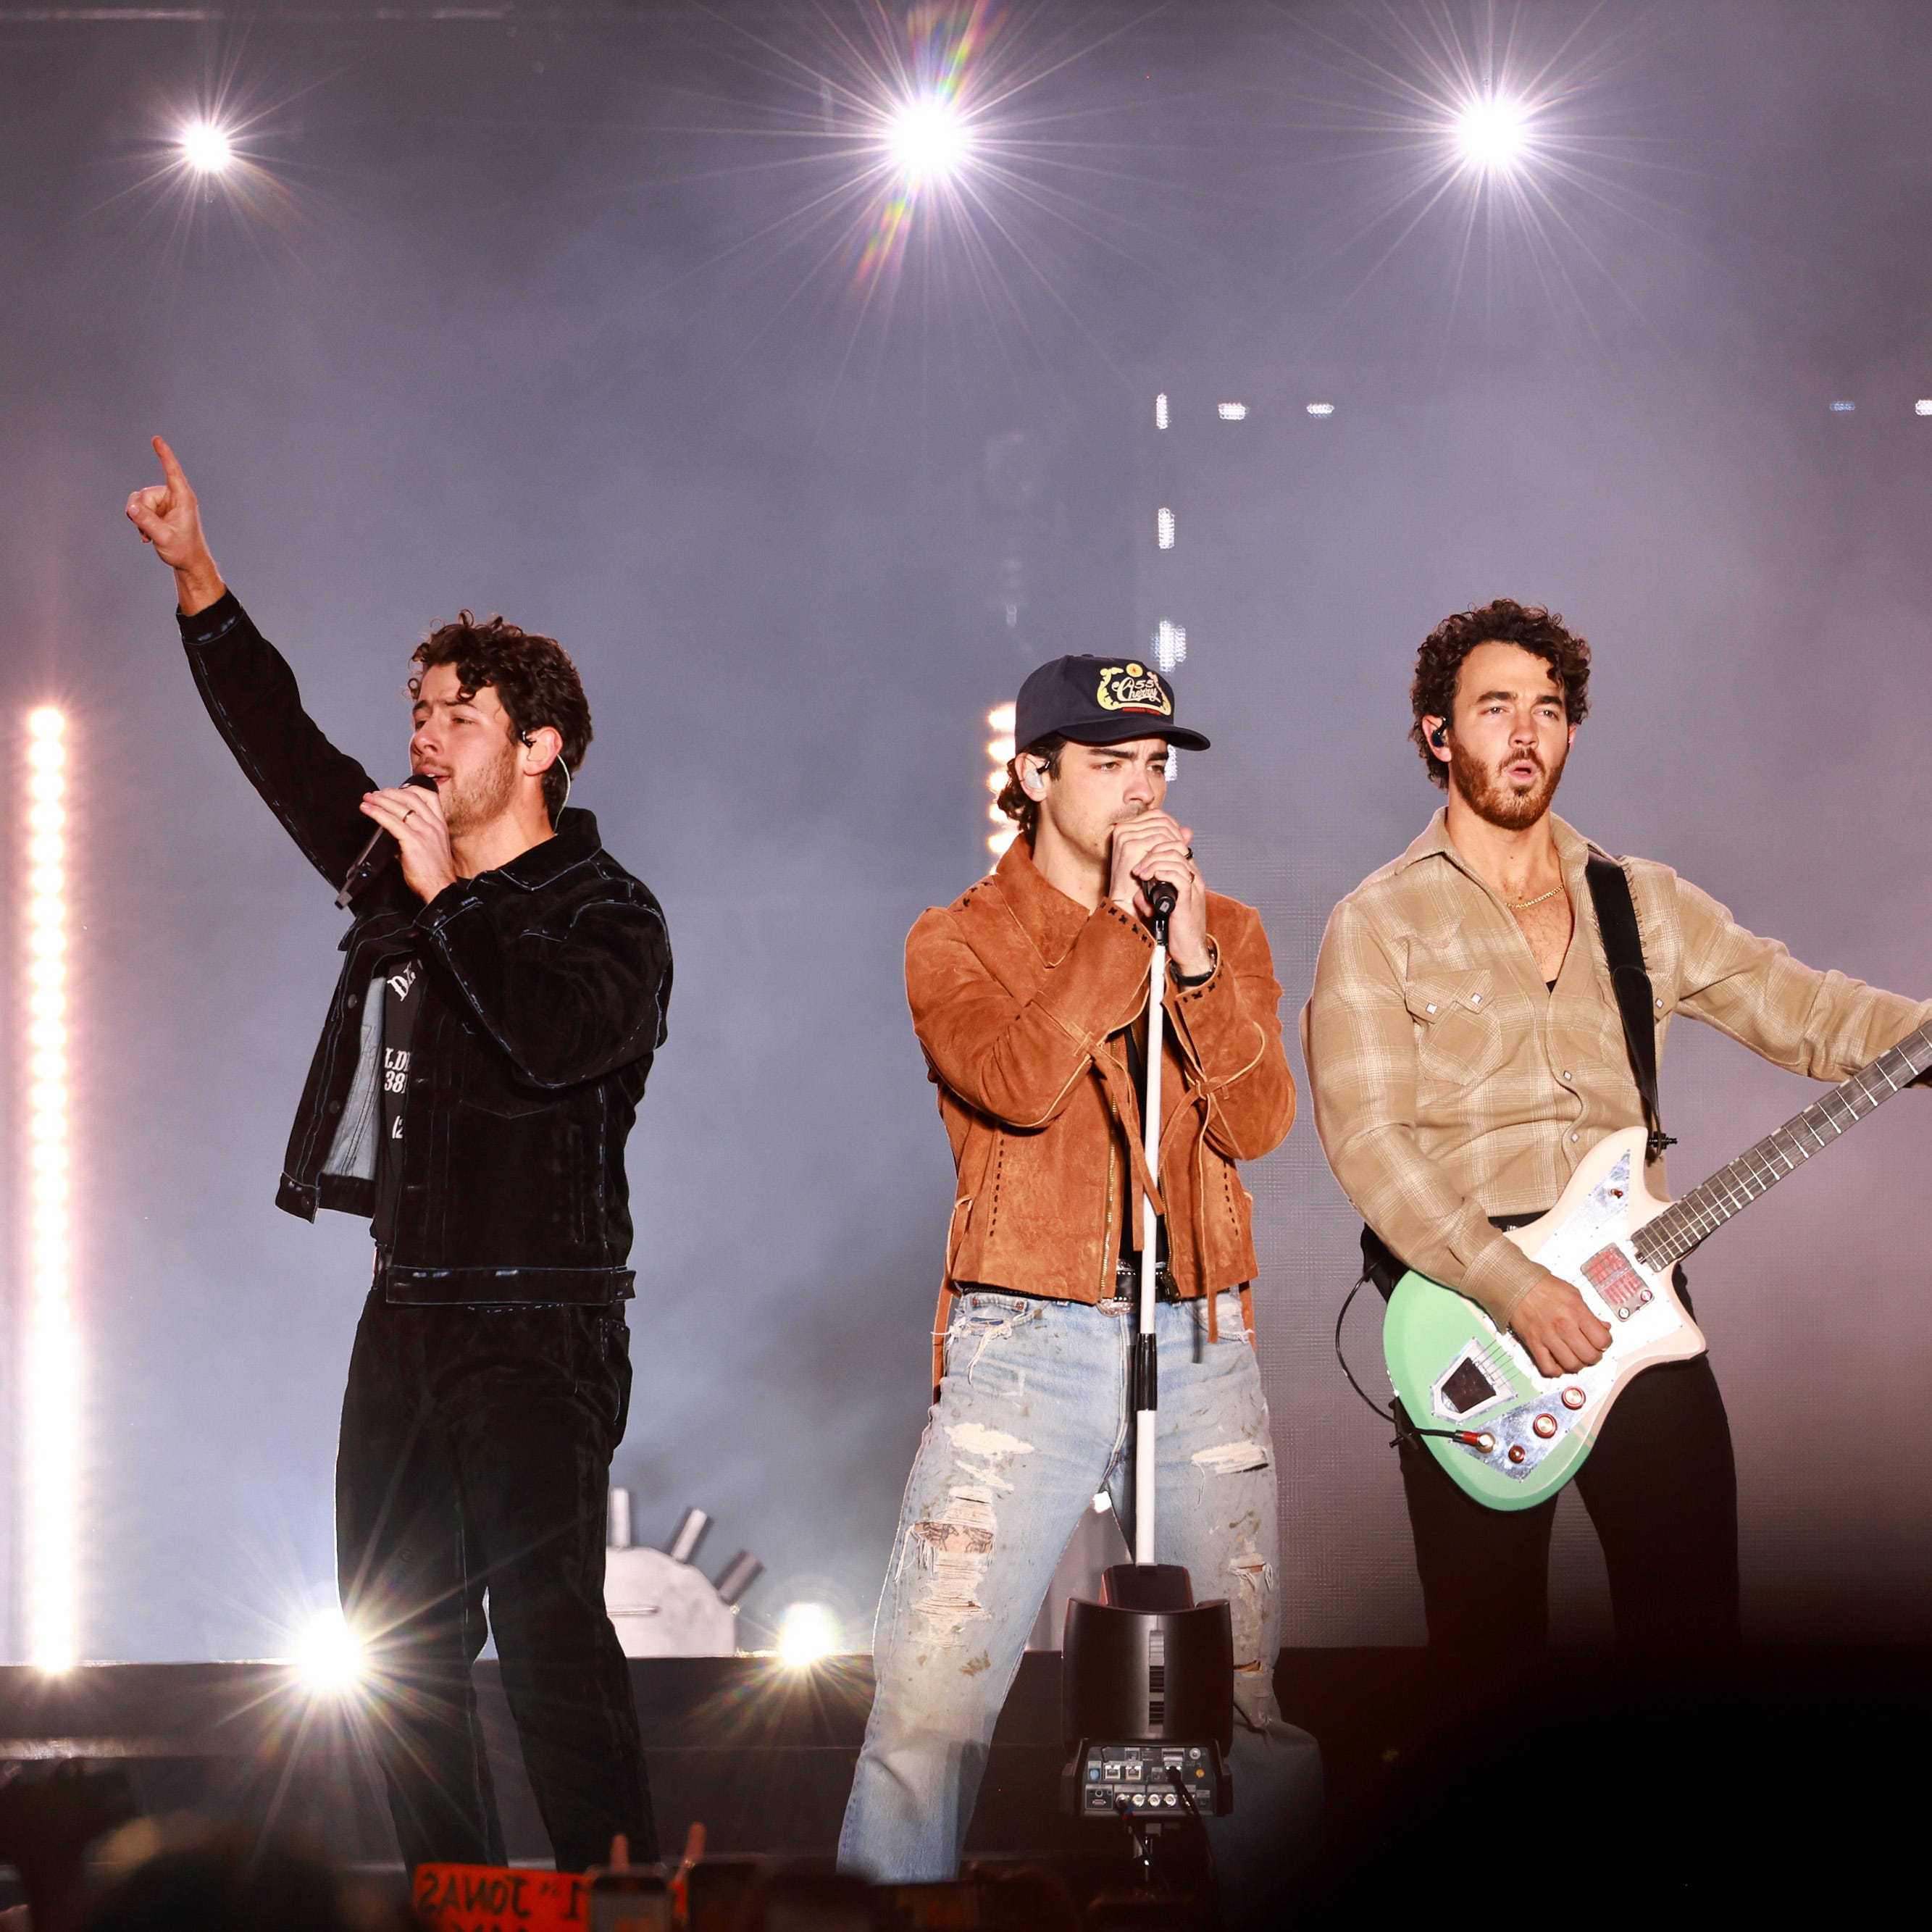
[1583,851,1676,1165]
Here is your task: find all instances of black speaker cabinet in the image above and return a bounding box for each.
[1061,1593,1234,1753]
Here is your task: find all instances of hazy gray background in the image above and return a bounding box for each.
[2,0,1930,1659]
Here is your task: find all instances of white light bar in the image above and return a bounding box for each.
[1155,508,1176,551]
[1306,402,1336,417]
[985,704,1018,858]
[21,706,76,1670]
[1216,403,1248,421]
[1154,393,1169,430]
[1915,401,1932,417]
[1829,401,1854,413]
[1153,620,1187,674]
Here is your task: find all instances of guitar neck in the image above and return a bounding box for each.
[1631,1021,1932,1272]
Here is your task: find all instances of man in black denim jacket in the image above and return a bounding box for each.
[127,437,670,1875]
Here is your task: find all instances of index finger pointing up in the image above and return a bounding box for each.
[151,435,190,493]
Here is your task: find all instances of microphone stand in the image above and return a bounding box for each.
[1133,902,1169,1567]
[1059,888,1235,1862]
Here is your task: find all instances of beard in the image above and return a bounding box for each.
[439,737,519,837]
[1448,737,1565,830]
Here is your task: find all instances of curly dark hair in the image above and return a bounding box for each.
[995,734,1069,840]
[411,612,593,823]
[1410,598,1591,787]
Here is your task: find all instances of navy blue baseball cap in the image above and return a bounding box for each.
[1012,655,1210,753]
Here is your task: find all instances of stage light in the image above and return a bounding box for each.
[1830,401,1855,413]
[1153,621,1187,675]
[20,706,75,1670]
[777,1602,840,1669]
[292,1608,367,1694]
[1917,401,1932,416]
[986,703,1018,859]
[1216,403,1249,422]
[888,95,969,183]
[1156,509,1175,551]
[1456,96,1529,170]
[179,120,235,175]
[1307,402,1336,417]
[1154,393,1170,431]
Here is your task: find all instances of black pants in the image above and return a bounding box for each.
[1368,1230,1741,1655]
[336,1289,656,1873]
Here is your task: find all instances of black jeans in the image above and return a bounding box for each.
[336,1289,656,1873]
[1367,1228,1741,1655]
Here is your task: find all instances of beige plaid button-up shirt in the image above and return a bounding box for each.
[1301,808,1932,1326]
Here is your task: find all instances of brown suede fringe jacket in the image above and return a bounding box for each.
[906,837,1296,1390]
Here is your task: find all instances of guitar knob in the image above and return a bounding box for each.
[1532,1414,1557,1439]
[1561,1387,1586,1410]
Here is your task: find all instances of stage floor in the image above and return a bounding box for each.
[3,1646,1928,1914]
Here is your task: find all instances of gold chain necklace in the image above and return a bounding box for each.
[1505,885,1564,912]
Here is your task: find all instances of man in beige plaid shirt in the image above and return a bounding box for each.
[1301,598,1931,1652]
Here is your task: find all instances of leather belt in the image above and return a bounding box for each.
[1118,1258,1182,1302]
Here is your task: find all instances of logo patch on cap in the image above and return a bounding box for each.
[1094,662,1173,717]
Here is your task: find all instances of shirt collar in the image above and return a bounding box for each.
[1393,804,1591,887]
[992,834,1095,962]
[489,806,602,892]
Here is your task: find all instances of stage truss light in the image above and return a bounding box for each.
[887,93,971,183]
[776,1602,840,1669]
[1154,393,1170,431]
[1153,622,1187,676]
[20,706,75,1671]
[179,120,236,175]
[1306,402,1336,417]
[1155,508,1175,551]
[1455,95,1530,171]
[985,703,1016,861]
[292,1607,367,1695]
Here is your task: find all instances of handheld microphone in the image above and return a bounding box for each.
[1145,876,1179,922]
[335,773,439,910]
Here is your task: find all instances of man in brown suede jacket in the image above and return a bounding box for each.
[839,657,1317,1907]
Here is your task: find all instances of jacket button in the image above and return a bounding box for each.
[345,993,360,1010]
[327,1100,343,1116]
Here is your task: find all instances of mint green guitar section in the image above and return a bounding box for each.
[1383,1270,1599,1512]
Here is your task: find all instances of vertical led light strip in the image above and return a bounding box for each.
[984,703,1016,861]
[21,707,75,1669]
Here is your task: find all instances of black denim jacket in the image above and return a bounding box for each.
[180,591,672,1305]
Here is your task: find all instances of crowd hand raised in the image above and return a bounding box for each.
[361,781,457,904]
[1108,811,1211,975]
[124,435,226,615]
[1509,1274,1613,1378]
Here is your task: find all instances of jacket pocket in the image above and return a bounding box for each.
[1404,971,1505,1087]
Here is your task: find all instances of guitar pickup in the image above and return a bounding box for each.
[1578,1244,1653,1318]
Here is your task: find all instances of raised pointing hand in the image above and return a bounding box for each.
[125,435,225,614]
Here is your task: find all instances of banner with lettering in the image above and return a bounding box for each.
[413,1864,588,1931]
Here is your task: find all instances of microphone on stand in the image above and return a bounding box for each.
[1143,876,1179,923]
[335,773,439,909]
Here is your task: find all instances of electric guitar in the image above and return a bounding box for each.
[1381,1019,1932,1510]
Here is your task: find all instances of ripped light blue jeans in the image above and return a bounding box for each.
[839,1287,1281,1883]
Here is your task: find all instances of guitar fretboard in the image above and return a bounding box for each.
[1631,1021,1932,1271]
